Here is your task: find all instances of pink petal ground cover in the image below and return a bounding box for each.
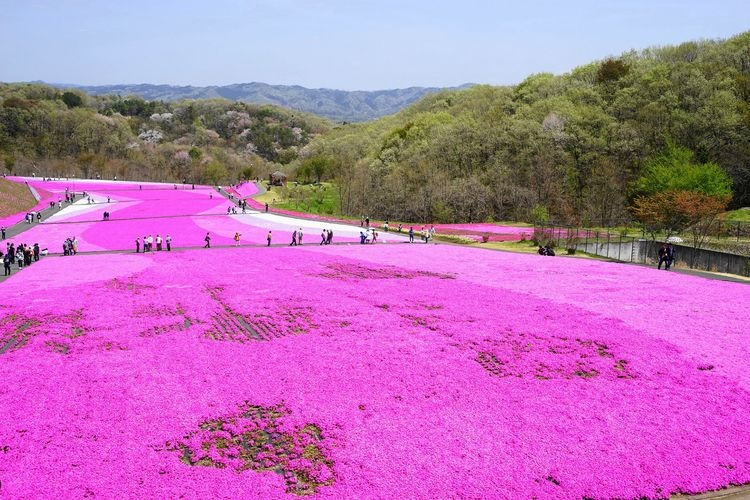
[4,179,407,252]
[1,244,749,498]
[430,223,535,242]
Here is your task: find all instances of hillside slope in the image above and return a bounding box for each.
[0,177,35,219]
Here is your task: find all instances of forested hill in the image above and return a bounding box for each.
[0,83,331,184]
[48,82,472,122]
[303,31,750,224]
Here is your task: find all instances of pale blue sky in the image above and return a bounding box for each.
[0,0,748,90]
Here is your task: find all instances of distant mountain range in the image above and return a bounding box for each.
[47,81,473,122]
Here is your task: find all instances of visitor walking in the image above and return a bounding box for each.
[156,234,163,251]
[3,252,10,276]
[326,229,333,245]
[204,233,211,248]
[265,203,269,213]
[290,230,297,246]
[409,227,414,243]
[135,237,141,253]
[267,231,272,246]
[166,234,172,251]
[298,228,303,245]
[33,243,40,262]
[234,232,241,247]
[320,230,326,245]
[1,227,5,240]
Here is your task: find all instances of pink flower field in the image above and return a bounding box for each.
[5,178,407,252]
[1,242,749,498]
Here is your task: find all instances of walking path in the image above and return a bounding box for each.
[1,198,68,239]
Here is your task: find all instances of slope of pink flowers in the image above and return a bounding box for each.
[1,244,749,498]
[5,178,406,251]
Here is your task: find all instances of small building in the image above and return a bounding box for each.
[269,171,287,186]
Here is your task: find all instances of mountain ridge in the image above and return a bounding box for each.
[43,81,474,122]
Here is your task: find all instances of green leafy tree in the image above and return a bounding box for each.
[630,142,733,199]
[303,156,330,184]
[61,91,83,109]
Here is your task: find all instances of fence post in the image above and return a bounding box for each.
[606,231,611,259]
[618,235,622,261]
[585,229,589,253]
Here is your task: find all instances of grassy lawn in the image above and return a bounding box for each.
[723,207,750,222]
[255,182,341,216]
[0,178,36,218]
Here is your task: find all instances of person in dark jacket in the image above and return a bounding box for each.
[658,243,668,270]
[665,243,675,270]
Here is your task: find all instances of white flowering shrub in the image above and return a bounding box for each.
[138,129,164,144]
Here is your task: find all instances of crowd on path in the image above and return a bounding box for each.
[62,237,78,256]
[136,234,172,252]
[2,242,42,276]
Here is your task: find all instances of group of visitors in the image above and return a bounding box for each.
[537,245,556,256]
[359,229,379,244]
[2,242,41,275]
[657,243,676,270]
[320,229,334,245]
[136,234,172,253]
[406,225,435,243]
[63,237,79,256]
[24,212,41,224]
[290,228,304,246]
